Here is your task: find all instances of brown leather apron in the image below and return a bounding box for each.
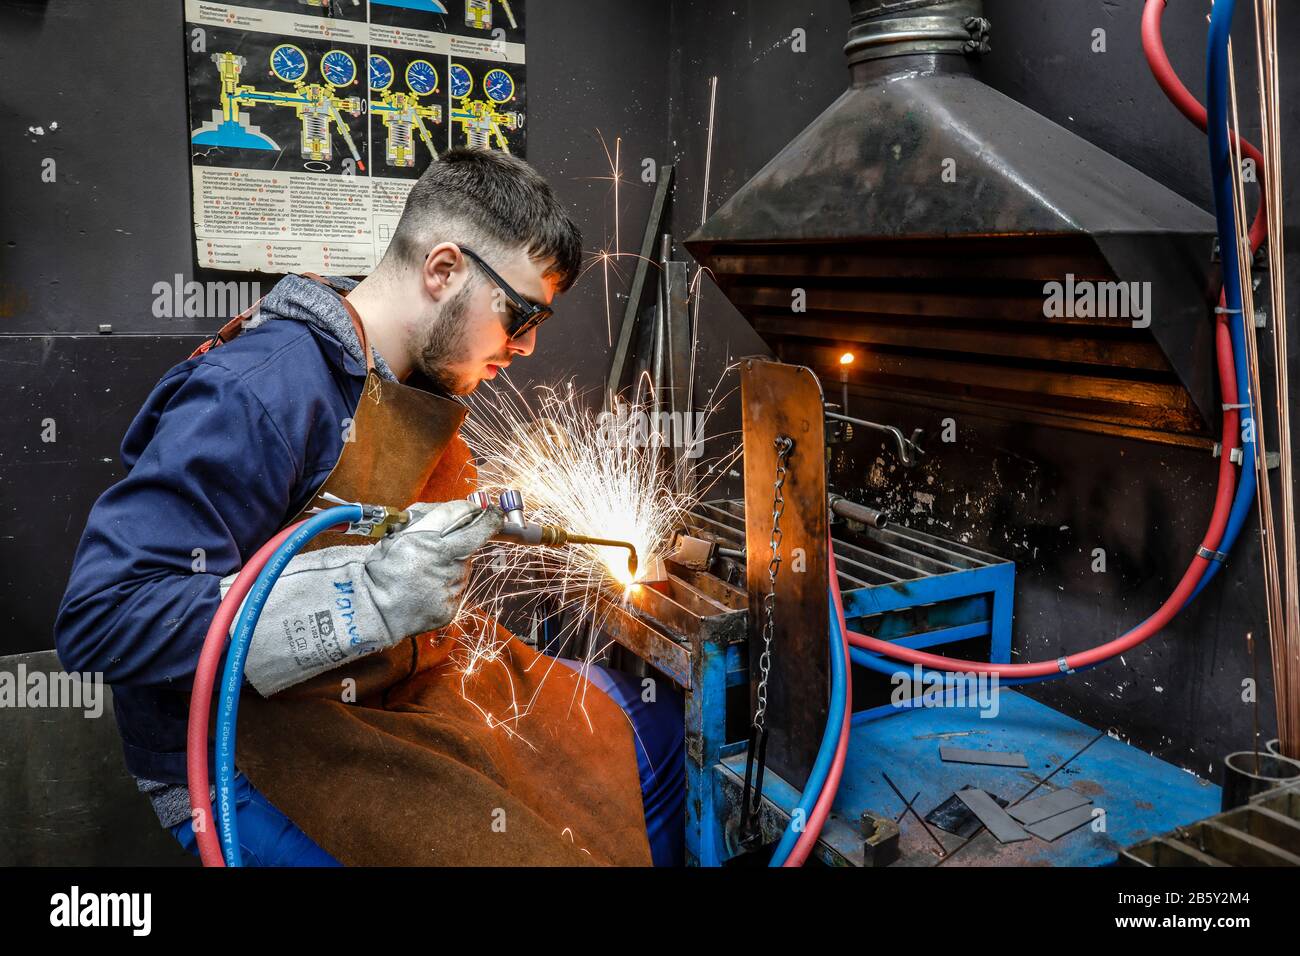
[192,276,651,866]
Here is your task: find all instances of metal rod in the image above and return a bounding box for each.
[829,494,889,530]
[651,234,670,411]
[882,770,947,858]
[826,411,924,467]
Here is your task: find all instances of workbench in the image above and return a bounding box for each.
[715,689,1222,866]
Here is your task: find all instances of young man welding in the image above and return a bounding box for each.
[55,149,684,867]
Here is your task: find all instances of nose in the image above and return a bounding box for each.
[509,326,537,357]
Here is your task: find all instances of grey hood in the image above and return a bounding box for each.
[258,274,398,383]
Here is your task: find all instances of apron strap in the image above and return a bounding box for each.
[188,297,264,360]
[189,273,376,374]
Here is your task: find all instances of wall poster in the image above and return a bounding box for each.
[184,0,527,274]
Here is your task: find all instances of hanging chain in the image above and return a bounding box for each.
[753,435,794,734]
[739,434,794,845]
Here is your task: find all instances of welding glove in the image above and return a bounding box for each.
[220,500,503,697]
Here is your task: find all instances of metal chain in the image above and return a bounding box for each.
[753,435,794,733]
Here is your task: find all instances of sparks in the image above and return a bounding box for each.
[446,372,740,728]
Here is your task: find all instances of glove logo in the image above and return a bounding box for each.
[332,580,370,653]
[314,611,346,664]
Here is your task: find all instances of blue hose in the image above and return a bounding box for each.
[1191,0,1256,600]
[215,505,362,867]
[768,585,848,867]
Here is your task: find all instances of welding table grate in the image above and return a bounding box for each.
[686,499,1015,722]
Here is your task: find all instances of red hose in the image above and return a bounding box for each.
[187,522,303,867]
[783,532,853,867]
[1141,0,1267,249]
[849,2,1261,679]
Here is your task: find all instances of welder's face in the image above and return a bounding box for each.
[416,248,557,396]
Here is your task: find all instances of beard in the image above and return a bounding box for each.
[414,282,478,396]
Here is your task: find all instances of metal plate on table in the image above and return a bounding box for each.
[956,788,1030,844]
[1007,788,1091,826]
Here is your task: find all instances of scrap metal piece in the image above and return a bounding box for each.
[666,533,717,571]
[927,786,1009,838]
[940,746,1029,768]
[1024,804,1096,842]
[955,788,1030,844]
[640,555,670,583]
[1007,788,1091,826]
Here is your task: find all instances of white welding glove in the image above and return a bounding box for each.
[220,500,503,697]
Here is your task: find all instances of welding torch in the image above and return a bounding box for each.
[320,490,640,578]
[467,489,640,579]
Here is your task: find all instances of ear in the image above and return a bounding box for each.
[422,243,464,302]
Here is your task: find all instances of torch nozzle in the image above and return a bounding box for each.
[478,490,640,580]
[563,533,639,580]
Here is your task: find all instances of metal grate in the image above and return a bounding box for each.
[685,498,1008,591]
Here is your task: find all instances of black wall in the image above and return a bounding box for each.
[2,0,1296,778]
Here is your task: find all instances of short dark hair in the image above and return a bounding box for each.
[386,149,584,293]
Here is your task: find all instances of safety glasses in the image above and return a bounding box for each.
[459,246,554,340]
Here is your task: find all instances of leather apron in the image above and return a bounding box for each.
[191,276,651,866]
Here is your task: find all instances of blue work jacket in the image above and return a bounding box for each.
[55,277,371,783]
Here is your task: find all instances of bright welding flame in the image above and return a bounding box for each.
[462,377,690,588]
[840,352,856,366]
[446,373,738,732]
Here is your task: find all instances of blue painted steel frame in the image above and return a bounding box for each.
[678,541,1015,865]
[844,560,1015,722]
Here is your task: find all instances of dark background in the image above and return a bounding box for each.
[1,0,1295,779]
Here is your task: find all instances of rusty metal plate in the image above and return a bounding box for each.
[741,358,829,784]
[596,597,692,689]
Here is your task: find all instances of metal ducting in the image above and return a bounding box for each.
[687,0,1221,447]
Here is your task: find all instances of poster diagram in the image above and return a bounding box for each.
[184,0,526,274]
[448,60,525,153]
[189,32,369,175]
[367,50,448,179]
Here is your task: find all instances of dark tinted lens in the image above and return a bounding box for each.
[509,306,551,339]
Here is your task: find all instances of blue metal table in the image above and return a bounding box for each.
[718,689,1222,867]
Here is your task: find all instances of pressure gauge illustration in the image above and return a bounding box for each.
[449,63,474,100]
[321,49,357,87]
[271,44,309,83]
[483,68,516,103]
[369,54,395,92]
[406,59,439,95]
